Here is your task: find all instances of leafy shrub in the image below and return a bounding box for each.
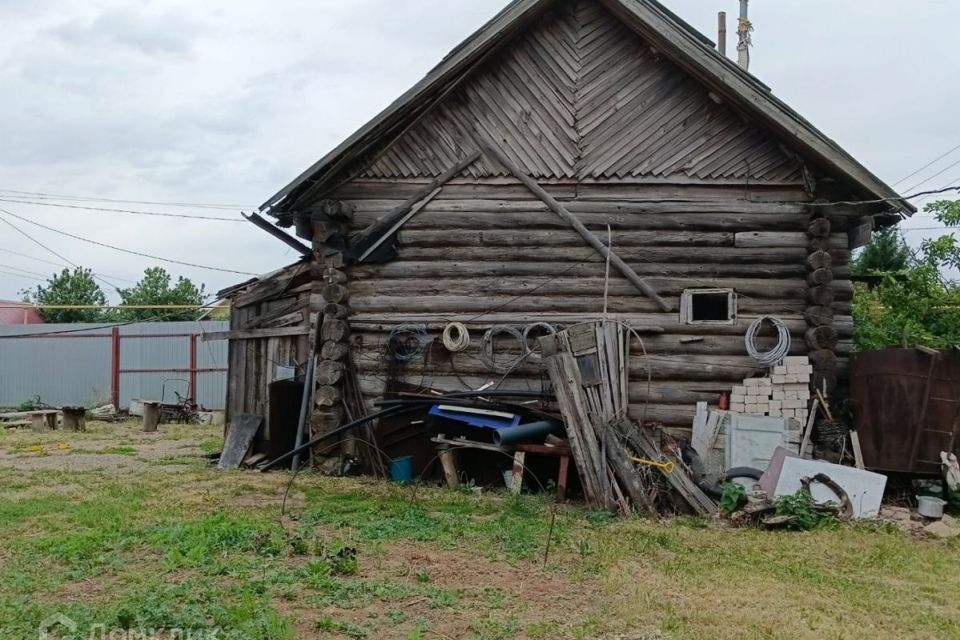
[773,490,837,531]
[719,483,747,517]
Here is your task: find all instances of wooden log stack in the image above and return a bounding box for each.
[805,204,839,393]
[311,258,352,459]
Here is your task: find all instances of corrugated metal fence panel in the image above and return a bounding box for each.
[196,331,229,412]
[0,322,228,410]
[118,322,229,410]
[0,324,114,408]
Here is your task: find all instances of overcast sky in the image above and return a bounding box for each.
[1,0,958,302]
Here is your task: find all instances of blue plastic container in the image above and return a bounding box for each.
[390,456,415,485]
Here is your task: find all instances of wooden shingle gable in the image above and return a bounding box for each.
[262,0,911,216]
[354,1,802,184]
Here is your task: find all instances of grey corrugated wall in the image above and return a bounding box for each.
[0,321,228,410]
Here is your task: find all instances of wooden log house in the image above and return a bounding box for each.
[222,0,913,453]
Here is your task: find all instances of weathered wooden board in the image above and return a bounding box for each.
[219,414,264,469]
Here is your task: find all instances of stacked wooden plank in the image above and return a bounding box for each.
[540,321,656,515]
[542,320,716,515]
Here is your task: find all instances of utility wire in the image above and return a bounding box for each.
[902,159,960,196]
[0,188,254,210]
[0,247,72,269]
[0,210,125,292]
[0,247,136,283]
[0,263,48,278]
[0,212,78,268]
[0,269,43,282]
[893,142,960,188]
[0,207,257,276]
[0,198,244,222]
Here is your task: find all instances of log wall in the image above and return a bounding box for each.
[328,178,858,433]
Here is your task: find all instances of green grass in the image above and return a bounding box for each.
[0,422,958,639]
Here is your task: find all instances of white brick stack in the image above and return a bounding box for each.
[729,356,813,427]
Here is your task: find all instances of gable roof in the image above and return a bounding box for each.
[261,0,914,216]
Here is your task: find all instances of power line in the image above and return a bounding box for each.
[0,263,48,278]
[0,247,136,283]
[902,158,960,196]
[814,184,960,209]
[0,207,257,276]
[0,211,79,268]
[0,211,125,292]
[0,269,42,282]
[893,141,960,188]
[0,247,67,269]
[0,198,245,222]
[0,188,255,211]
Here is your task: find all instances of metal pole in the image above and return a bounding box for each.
[718,11,727,57]
[291,311,325,471]
[737,0,751,71]
[111,327,121,409]
[188,334,198,402]
[290,356,315,471]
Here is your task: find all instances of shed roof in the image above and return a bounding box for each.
[261,0,913,216]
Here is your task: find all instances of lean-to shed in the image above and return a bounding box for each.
[235,0,913,445]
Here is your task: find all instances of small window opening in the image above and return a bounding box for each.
[682,289,736,324]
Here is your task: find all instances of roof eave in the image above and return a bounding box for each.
[260,0,551,214]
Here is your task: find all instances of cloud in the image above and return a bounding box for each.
[49,7,203,57]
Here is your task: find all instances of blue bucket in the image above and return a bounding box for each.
[390,456,415,485]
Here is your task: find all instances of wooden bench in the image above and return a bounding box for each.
[29,411,59,432]
[512,443,573,501]
[431,436,573,502]
[61,407,86,432]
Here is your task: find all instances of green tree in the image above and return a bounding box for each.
[118,268,206,321]
[852,226,910,275]
[854,199,960,350]
[21,267,108,323]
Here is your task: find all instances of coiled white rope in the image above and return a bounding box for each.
[745,316,792,366]
[441,322,471,352]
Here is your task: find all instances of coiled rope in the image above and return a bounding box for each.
[441,322,471,352]
[387,324,429,363]
[745,316,791,366]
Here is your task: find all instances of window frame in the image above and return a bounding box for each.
[680,288,738,325]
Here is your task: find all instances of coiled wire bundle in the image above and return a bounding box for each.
[522,322,557,362]
[441,322,471,352]
[479,326,527,374]
[745,316,792,366]
[387,324,429,363]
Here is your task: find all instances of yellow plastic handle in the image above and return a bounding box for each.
[629,456,675,475]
